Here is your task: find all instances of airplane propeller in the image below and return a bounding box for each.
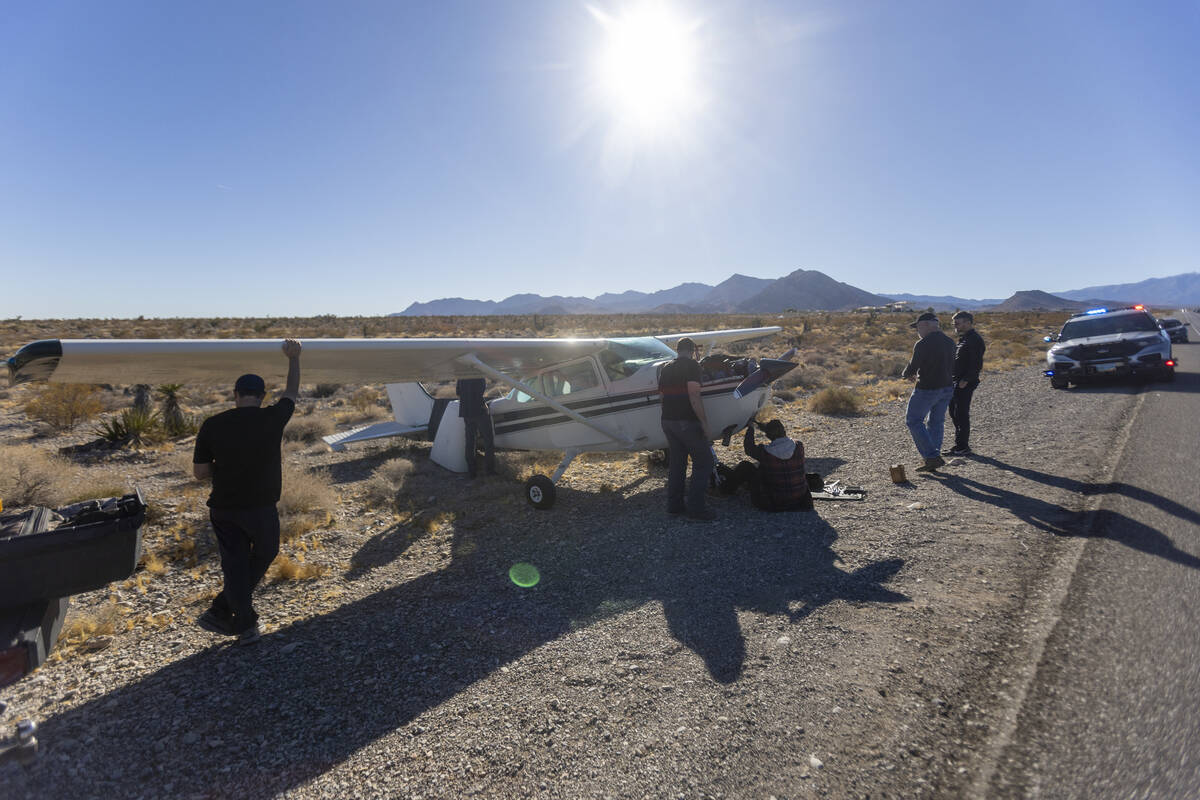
[732,357,799,400]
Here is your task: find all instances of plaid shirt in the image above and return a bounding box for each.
[744,429,812,511]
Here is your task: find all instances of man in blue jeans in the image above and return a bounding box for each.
[901,313,956,473]
[658,337,715,521]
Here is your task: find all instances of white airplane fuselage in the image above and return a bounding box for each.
[488,351,769,454]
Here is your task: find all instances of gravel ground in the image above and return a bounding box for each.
[1,364,1143,799]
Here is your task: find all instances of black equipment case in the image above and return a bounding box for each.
[0,491,146,609]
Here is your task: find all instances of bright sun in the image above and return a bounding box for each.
[591,2,704,139]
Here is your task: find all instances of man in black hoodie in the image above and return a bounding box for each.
[946,311,985,456]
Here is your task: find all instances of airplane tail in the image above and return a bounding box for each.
[385,382,435,427]
[387,382,469,473]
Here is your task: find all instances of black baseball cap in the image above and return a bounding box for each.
[909,312,939,328]
[234,374,266,396]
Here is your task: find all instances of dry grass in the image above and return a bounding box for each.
[50,600,121,661]
[270,552,328,582]
[0,445,75,507]
[278,463,337,515]
[809,386,861,416]
[23,384,104,431]
[284,414,334,444]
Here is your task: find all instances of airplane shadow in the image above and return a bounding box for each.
[968,455,1200,528]
[930,473,1200,570]
[27,495,909,797]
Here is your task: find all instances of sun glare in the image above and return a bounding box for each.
[591,2,704,139]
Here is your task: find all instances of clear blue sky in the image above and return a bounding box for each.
[2,0,1197,317]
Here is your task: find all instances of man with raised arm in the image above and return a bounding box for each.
[192,338,301,645]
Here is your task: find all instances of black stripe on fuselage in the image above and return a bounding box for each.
[492,383,741,436]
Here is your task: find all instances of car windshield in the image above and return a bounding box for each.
[1060,313,1159,340]
[1161,319,1181,328]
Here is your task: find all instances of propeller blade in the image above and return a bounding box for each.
[733,358,798,400]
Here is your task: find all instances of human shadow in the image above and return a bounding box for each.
[930,473,1200,570]
[969,455,1200,527]
[21,498,909,798]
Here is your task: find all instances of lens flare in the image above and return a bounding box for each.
[509,562,541,588]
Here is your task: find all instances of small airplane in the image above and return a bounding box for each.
[7,327,798,508]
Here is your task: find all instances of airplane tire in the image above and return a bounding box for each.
[525,475,556,510]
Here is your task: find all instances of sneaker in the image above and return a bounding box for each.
[943,446,972,456]
[685,509,718,522]
[236,624,261,646]
[915,456,946,473]
[197,609,236,636]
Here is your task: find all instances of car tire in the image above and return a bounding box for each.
[1162,367,1176,383]
[1050,376,1069,390]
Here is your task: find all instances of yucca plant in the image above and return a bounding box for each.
[94,408,162,447]
[155,383,196,437]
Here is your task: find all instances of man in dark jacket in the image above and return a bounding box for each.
[901,312,957,472]
[456,377,495,478]
[659,337,715,521]
[192,338,301,645]
[946,311,985,456]
[718,419,813,511]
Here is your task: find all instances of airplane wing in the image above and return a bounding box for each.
[6,338,610,386]
[655,327,782,349]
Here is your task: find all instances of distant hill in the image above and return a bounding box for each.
[395,270,1195,316]
[986,290,1092,312]
[880,293,1004,312]
[735,269,889,312]
[697,274,775,311]
[1055,272,1200,307]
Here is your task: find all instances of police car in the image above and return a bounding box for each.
[1043,306,1175,389]
[1158,317,1189,344]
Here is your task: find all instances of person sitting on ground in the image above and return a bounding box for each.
[717,418,814,511]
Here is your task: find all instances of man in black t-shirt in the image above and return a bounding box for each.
[192,339,301,644]
[658,337,715,521]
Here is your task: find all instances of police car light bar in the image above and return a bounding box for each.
[1085,308,1108,315]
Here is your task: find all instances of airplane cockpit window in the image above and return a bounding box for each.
[601,337,677,380]
[546,360,599,397]
[511,374,544,403]
[509,359,602,402]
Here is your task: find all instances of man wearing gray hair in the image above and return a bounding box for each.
[901,313,956,472]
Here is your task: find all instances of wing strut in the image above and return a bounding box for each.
[455,354,633,446]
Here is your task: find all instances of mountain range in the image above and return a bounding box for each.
[395,270,1200,316]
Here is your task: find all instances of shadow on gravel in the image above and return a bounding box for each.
[21,492,909,798]
[1061,368,1200,395]
[970,455,1200,527]
[931,473,1200,569]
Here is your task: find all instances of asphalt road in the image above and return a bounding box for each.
[990,309,1200,798]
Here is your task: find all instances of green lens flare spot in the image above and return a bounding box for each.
[509,562,541,588]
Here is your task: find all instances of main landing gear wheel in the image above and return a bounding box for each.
[524,475,556,509]
[1050,376,1069,390]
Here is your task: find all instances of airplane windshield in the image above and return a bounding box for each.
[598,337,677,381]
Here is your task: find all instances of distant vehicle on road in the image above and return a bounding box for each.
[1158,317,1190,343]
[1043,306,1175,390]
